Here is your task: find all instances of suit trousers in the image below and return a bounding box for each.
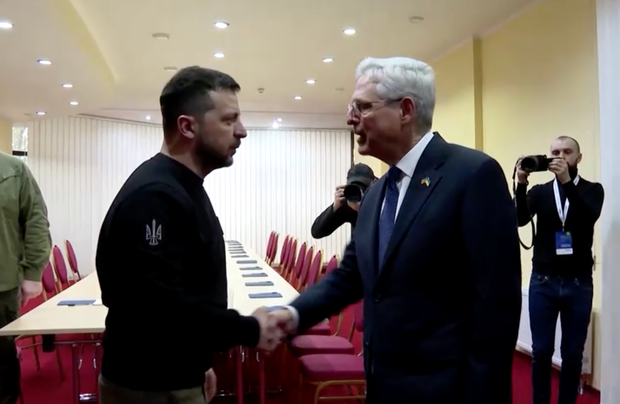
[98,375,206,404]
[0,288,20,404]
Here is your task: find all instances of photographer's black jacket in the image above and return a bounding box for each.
[516,177,604,276]
[311,204,358,239]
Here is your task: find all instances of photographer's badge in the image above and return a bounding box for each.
[555,231,573,255]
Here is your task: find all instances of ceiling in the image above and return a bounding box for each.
[0,0,538,129]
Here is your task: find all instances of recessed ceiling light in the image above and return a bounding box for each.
[276,118,282,122]
[69,101,79,106]
[322,57,334,63]
[306,79,316,84]
[214,21,229,29]
[145,115,151,121]
[163,66,178,72]
[213,52,225,58]
[36,111,46,116]
[152,33,170,40]
[343,28,356,35]
[294,96,302,100]
[62,83,73,88]
[37,59,51,65]
[272,121,279,129]
[408,16,425,23]
[0,21,13,30]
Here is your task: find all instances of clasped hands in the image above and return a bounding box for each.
[252,307,296,352]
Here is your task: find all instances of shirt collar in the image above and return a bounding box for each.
[394,132,434,180]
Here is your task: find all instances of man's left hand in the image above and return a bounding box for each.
[347,201,360,211]
[548,157,571,184]
[205,368,217,403]
[20,280,42,306]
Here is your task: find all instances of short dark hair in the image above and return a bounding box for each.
[556,135,581,153]
[159,66,241,136]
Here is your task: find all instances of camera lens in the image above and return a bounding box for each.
[343,185,363,202]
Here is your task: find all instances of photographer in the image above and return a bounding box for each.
[311,163,376,239]
[515,136,604,404]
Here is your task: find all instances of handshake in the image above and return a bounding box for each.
[251,307,296,352]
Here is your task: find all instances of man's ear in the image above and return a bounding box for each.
[177,115,196,140]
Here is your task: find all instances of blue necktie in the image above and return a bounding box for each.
[377,166,401,269]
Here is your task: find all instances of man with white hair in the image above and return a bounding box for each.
[272,57,522,403]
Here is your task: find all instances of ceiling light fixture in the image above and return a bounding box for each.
[408,16,424,23]
[163,66,178,72]
[276,118,282,122]
[214,21,229,29]
[0,21,13,30]
[145,115,151,121]
[69,101,79,106]
[36,111,46,116]
[152,33,170,40]
[62,83,73,88]
[322,57,334,63]
[306,79,316,84]
[272,121,279,129]
[37,59,52,65]
[294,96,302,100]
[213,52,225,58]
[343,28,356,35]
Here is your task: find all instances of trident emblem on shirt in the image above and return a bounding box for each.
[146,220,162,246]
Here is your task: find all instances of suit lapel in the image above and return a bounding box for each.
[362,175,386,274]
[377,135,449,277]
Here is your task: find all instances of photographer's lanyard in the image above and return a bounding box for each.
[553,176,580,231]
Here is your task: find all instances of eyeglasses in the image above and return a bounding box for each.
[347,98,402,117]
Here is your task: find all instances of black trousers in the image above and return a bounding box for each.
[529,273,593,404]
[0,288,20,404]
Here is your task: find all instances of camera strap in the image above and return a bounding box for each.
[553,176,580,230]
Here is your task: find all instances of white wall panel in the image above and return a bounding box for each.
[28,116,351,275]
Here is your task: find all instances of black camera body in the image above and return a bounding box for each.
[343,182,367,202]
[521,155,552,173]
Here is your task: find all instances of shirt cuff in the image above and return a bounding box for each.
[283,305,299,334]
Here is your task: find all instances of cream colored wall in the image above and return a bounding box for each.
[432,0,602,388]
[0,119,12,154]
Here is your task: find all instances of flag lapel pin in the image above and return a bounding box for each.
[421,176,431,187]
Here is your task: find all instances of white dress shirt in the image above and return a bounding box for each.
[382,132,434,220]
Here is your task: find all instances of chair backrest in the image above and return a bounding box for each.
[284,238,297,277]
[64,239,80,279]
[52,245,69,285]
[297,246,314,290]
[41,261,56,295]
[322,255,338,279]
[265,232,275,262]
[353,300,364,331]
[270,233,279,262]
[291,242,307,283]
[305,250,323,288]
[279,235,290,265]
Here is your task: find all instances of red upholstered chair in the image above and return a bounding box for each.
[282,238,298,280]
[64,239,81,283]
[287,242,307,286]
[294,246,314,291]
[265,231,275,264]
[297,301,366,404]
[51,245,70,290]
[302,254,340,337]
[272,235,290,272]
[269,232,279,264]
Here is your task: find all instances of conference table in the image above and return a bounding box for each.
[0,241,299,404]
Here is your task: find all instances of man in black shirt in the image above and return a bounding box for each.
[311,163,376,239]
[96,66,282,404]
[516,136,604,404]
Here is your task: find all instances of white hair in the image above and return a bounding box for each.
[355,57,436,129]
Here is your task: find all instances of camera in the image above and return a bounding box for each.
[521,155,552,173]
[343,183,366,202]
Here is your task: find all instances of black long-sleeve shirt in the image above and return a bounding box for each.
[96,153,259,391]
[516,177,604,276]
[310,204,357,239]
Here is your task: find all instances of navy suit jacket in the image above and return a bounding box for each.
[290,135,522,404]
